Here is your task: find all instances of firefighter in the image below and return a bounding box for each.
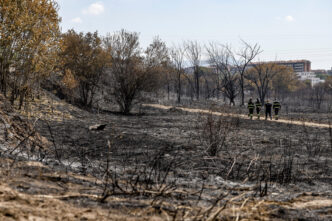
[265,100,272,120]
[247,98,255,120]
[273,99,281,120]
[255,98,262,119]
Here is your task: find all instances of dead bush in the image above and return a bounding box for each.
[198,112,238,156]
[100,143,178,202]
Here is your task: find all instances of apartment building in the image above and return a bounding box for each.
[248,59,311,72]
[276,60,311,72]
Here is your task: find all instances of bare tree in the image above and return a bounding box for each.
[185,40,202,100]
[206,42,240,105]
[170,44,186,103]
[104,30,146,114]
[226,41,262,106]
[145,36,170,95]
[246,62,285,105]
[312,83,327,110]
[104,31,166,114]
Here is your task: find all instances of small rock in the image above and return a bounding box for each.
[89,124,107,131]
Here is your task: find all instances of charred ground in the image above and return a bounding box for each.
[0,92,331,220]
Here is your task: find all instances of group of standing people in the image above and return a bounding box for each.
[247,98,281,120]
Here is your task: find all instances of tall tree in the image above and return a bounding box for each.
[60,30,110,107]
[145,37,170,99]
[312,83,328,110]
[206,42,240,105]
[170,44,186,103]
[185,40,202,100]
[0,0,60,108]
[226,41,262,106]
[271,67,299,100]
[246,62,286,105]
[104,30,163,114]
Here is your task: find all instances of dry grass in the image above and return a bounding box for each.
[1,156,331,220]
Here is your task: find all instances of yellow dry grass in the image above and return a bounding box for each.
[1,155,331,220]
[16,93,75,122]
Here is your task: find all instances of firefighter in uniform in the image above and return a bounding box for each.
[265,100,272,120]
[247,98,255,120]
[273,99,281,120]
[255,98,262,119]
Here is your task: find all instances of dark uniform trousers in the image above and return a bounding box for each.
[265,103,272,120]
[248,103,255,119]
[255,102,262,118]
[273,102,281,119]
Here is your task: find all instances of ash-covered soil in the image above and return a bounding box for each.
[0,92,332,220]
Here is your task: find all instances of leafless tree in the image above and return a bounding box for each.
[170,44,186,103]
[104,30,142,114]
[206,42,240,105]
[104,30,148,114]
[104,31,167,114]
[226,41,262,106]
[312,83,327,110]
[185,40,202,100]
[245,62,285,105]
[145,36,170,98]
[325,76,332,95]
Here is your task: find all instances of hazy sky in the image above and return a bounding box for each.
[56,0,332,70]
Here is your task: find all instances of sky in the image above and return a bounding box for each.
[56,0,332,70]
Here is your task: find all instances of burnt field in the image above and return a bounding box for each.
[25,95,332,220]
[1,94,332,220]
[35,101,332,185]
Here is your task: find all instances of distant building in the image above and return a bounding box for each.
[311,69,327,74]
[273,60,311,72]
[248,59,311,72]
[296,72,325,86]
[248,59,327,86]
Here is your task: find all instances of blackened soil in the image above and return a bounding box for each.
[24,97,332,220]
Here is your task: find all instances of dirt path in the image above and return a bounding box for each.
[144,104,331,129]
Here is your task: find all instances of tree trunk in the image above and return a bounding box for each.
[240,75,244,106]
[195,67,200,100]
[177,73,181,104]
[19,89,26,110]
[167,82,170,100]
[230,97,235,106]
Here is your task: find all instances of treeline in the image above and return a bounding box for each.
[0,0,60,109]
[1,0,331,114]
